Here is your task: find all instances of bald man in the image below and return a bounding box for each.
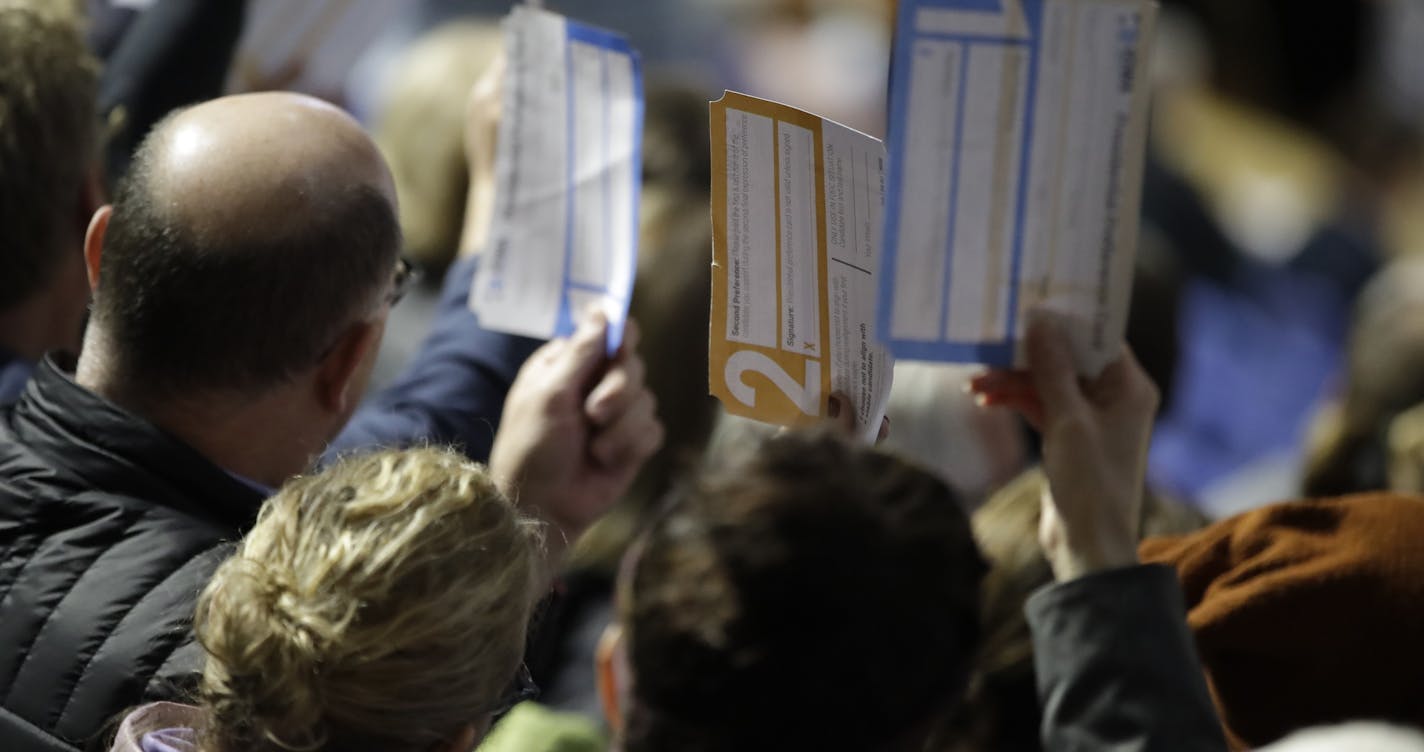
[0,93,662,751]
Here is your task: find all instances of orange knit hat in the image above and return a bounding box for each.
[1140,494,1424,750]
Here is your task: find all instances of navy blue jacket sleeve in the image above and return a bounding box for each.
[326,255,544,463]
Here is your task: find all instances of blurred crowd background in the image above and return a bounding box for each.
[169,0,1424,519]
[79,0,1424,524]
[9,1,1424,749]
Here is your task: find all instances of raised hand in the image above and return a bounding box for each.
[460,52,504,257]
[490,314,664,563]
[971,311,1158,581]
[825,392,891,443]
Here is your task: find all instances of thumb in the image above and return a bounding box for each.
[828,392,857,437]
[546,312,610,392]
[1026,309,1086,417]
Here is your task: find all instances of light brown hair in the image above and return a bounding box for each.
[0,0,99,309]
[196,448,543,752]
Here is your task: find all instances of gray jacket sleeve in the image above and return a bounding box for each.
[1026,564,1228,752]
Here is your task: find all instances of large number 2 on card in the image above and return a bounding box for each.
[724,351,822,416]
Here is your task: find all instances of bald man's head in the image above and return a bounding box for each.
[92,93,402,398]
[149,93,397,244]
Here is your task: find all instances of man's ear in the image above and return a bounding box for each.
[83,205,113,292]
[314,319,382,414]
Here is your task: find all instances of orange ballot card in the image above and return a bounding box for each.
[709,92,894,442]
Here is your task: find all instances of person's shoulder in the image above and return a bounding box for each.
[480,703,606,752]
[107,702,204,752]
[0,478,236,558]
[0,450,236,582]
[0,360,263,537]
[0,482,226,750]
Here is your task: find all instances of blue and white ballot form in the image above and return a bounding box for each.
[879,0,1156,375]
[470,6,643,353]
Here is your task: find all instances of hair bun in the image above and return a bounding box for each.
[194,448,541,750]
[198,556,348,750]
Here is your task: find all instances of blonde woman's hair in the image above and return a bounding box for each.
[195,448,544,752]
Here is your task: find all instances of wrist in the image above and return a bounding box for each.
[459,173,497,255]
[1046,535,1139,582]
[490,472,580,577]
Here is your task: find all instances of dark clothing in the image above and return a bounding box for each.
[5,2,536,741]
[523,570,614,720]
[1141,159,1379,504]
[1027,564,1228,752]
[5,8,264,741]
[0,255,539,750]
[0,348,31,405]
[0,358,259,752]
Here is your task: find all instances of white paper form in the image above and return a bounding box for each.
[879,0,1156,375]
[471,7,643,352]
[226,0,406,97]
[710,92,894,442]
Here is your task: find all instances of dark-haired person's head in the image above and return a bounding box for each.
[75,92,403,487]
[0,1,102,365]
[605,431,986,752]
[1172,0,1375,138]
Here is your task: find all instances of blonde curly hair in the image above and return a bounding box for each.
[195,448,544,752]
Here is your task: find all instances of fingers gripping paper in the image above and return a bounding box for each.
[879,0,1157,375]
[710,92,894,442]
[471,7,643,352]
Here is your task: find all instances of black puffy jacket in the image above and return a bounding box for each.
[0,357,262,751]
